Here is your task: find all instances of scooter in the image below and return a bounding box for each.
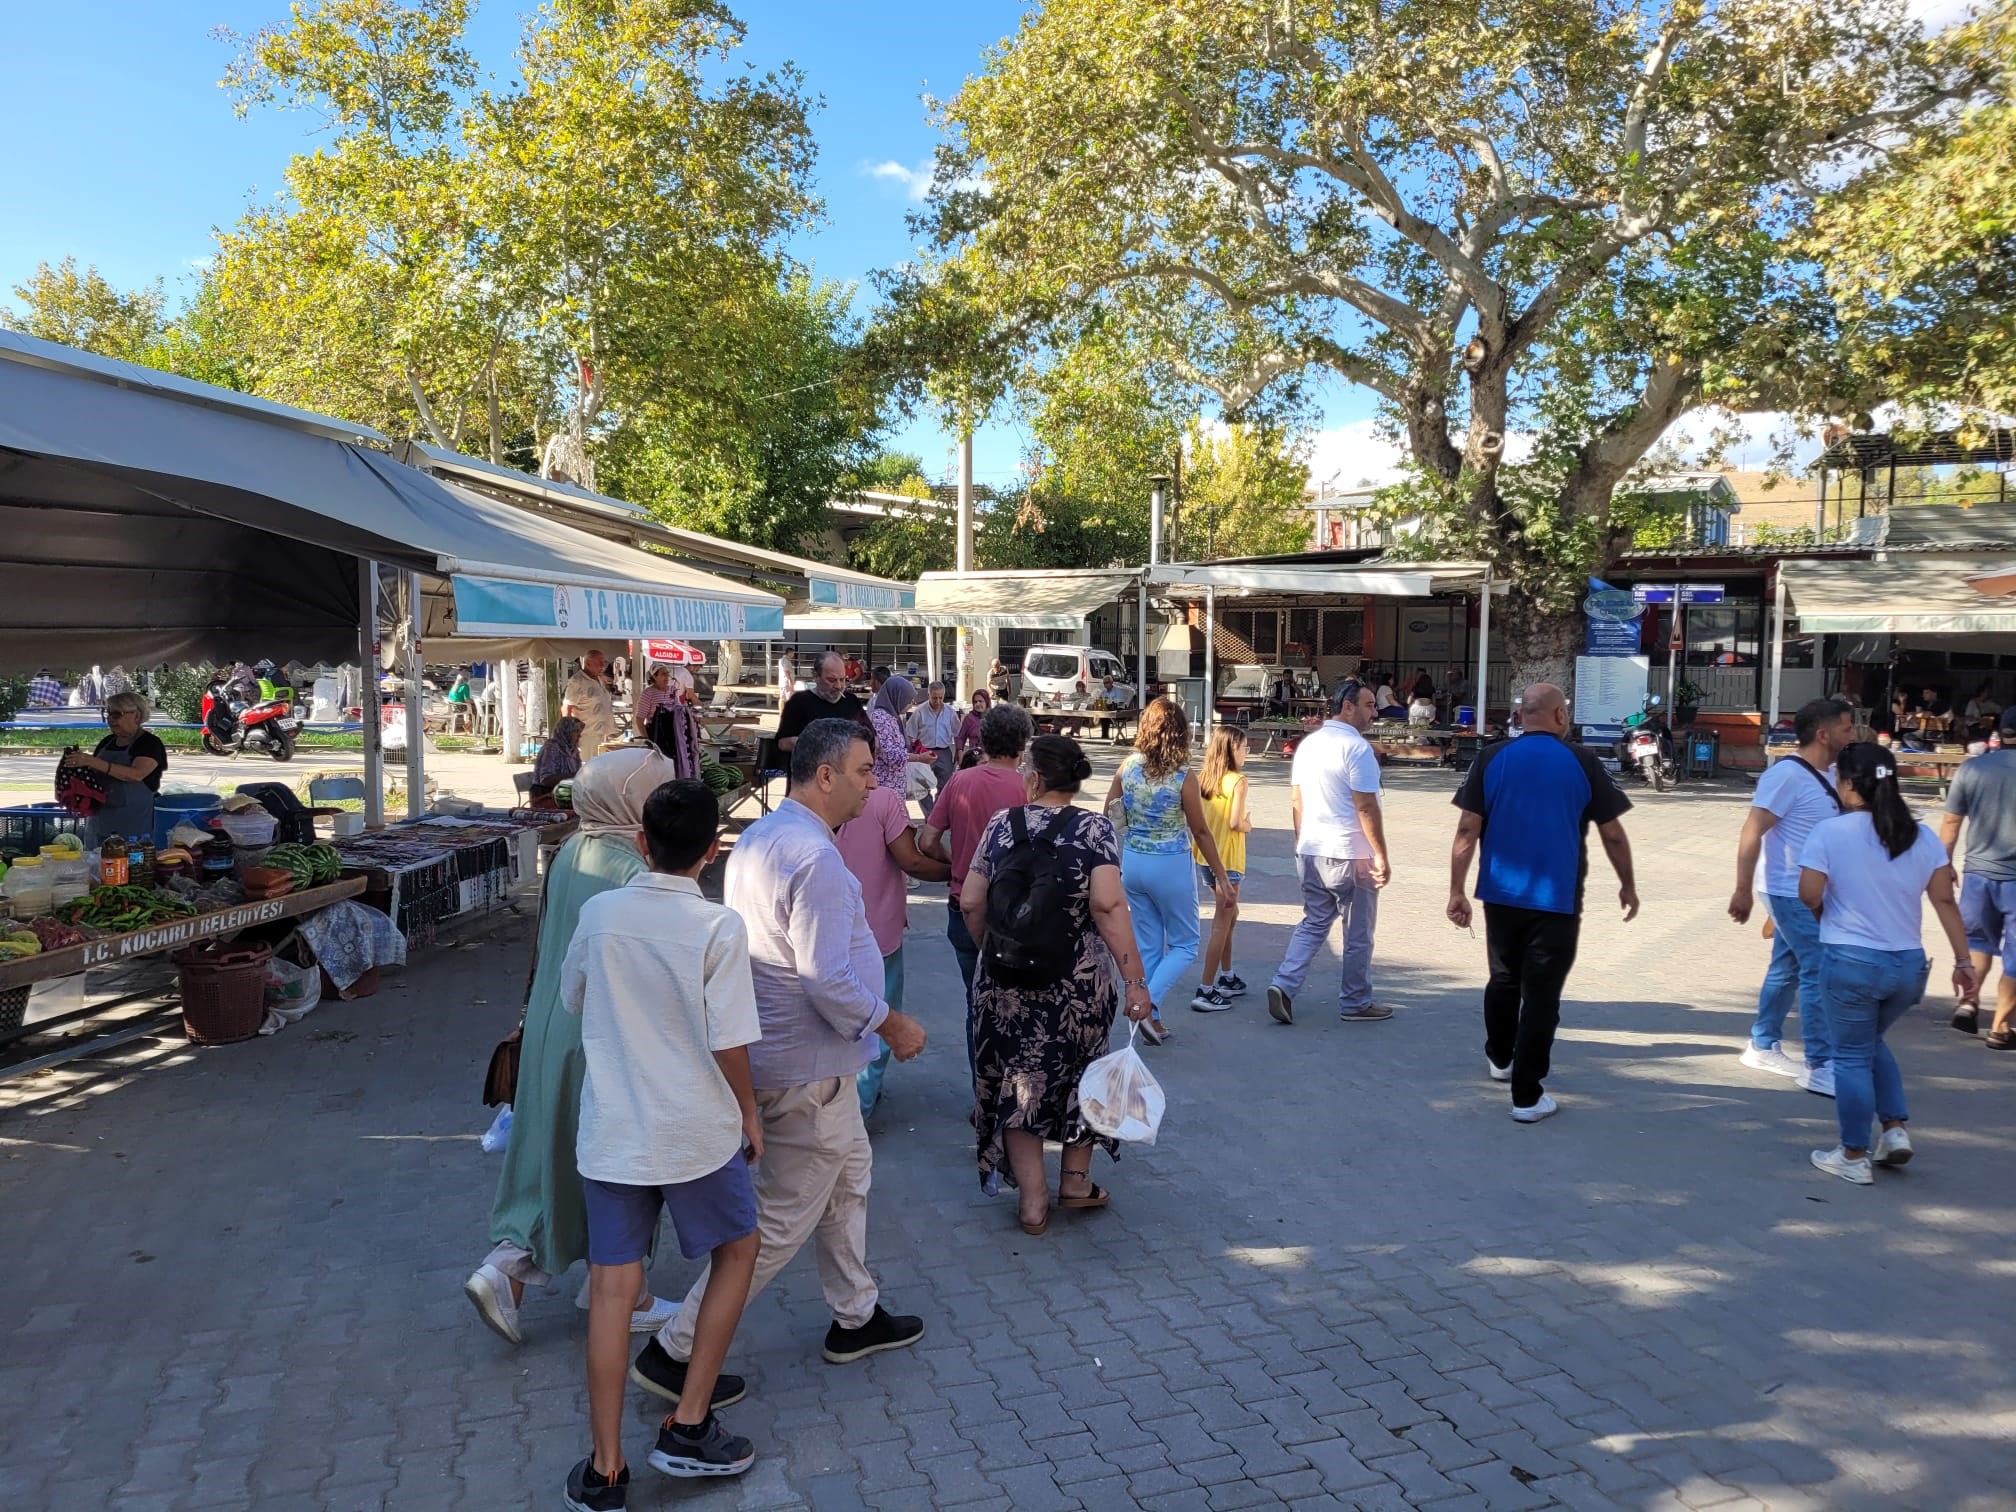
[201,683,301,761]
[1615,694,1679,791]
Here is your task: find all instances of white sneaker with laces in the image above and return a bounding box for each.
[1873,1127,1914,1167]
[575,1279,681,1333]
[1798,1063,1837,1098]
[1811,1146,1873,1185]
[1190,986,1233,1012]
[464,1263,523,1345]
[1740,1044,1805,1079]
[1510,1093,1558,1123]
[1487,1057,1512,1083]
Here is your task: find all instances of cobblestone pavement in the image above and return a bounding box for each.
[3,760,2013,1511]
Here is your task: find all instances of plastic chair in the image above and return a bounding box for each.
[308,775,367,804]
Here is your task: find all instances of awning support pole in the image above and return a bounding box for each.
[1768,571,1786,731]
[1203,586,1215,732]
[358,558,385,830]
[499,650,522,768]
[404,570,425,820]
[1475,568,1492,728]
[1137,577,1150,706]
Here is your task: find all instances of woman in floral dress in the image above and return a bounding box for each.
[961,734,1155,1234]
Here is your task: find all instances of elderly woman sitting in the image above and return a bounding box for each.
[66,691,168,846]
[528,716,585,807]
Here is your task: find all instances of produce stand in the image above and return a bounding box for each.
[330,811,572,946]
[1032,706,1140,744]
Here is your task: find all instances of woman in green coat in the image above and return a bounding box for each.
[464,744,682,1345]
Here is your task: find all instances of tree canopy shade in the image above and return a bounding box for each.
[922,0,1984,681]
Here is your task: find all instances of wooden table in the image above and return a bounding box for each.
[1368,725,1463,766]
[1033,707,1139,743]
[0,876,368,992]
[1769,745,1971,794]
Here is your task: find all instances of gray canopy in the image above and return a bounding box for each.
[0,331,782,668]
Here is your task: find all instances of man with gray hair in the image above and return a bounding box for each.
[907,680,960,786]
[775,651,867,754]
[634,718,927,1400]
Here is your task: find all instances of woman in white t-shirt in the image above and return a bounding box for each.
[1797,743,1978,1185]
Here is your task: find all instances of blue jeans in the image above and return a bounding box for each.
[1272,854,1378,1011]
[1122,847,1200,1011]
[1819,943,1925,1151]
[855,948,904,1116]
[1754,893,1832,1067]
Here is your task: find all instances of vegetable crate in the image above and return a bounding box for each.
[0,805,82,858]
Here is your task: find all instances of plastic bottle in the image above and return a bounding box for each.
[100,835,129,888]
[4,856,52,918]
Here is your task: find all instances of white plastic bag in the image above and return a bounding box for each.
[480,1105,513,1152]
[258,954,323,1034]
[1078,1024,1166,1144]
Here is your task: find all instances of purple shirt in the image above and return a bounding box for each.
[725,796,889,1089]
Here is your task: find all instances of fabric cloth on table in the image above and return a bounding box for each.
[295,899,408,992]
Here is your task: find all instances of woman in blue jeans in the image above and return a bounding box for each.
[1797,742,1977,1185]
[1101,699,1235,1044]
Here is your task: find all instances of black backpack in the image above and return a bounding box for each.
[982,806,1079,985]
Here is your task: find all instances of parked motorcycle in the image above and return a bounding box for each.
[201,680,302,761]
[1615,694,1679,791]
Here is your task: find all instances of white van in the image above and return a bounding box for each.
[1020,644,1133,705]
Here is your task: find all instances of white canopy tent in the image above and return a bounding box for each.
[0,331,782,821]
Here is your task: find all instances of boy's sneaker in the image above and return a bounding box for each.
[1267,985,1294,1025]
[1873,1127,1914,1167]
[1190,986,1233,1012]
[1799,1063,1837,1098]
[1811,1146,1873,1185]
[564,1456,629,1511]
[1740,1044,1804,1079]
[823,1304,925,1363]
[629,1337,747,1408]
[1215,972,1248,997]
[648,1412,755,1479]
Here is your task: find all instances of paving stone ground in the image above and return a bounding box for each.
[3,758,2013,1512]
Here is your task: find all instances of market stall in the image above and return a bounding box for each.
[328,811,574,946]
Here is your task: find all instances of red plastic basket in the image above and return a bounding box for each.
[172,941,272,1045]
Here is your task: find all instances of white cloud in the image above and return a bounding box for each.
[865,158,935,201]
[1301,418,1536,492]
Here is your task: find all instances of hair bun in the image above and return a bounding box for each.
[1073,755,1094,781]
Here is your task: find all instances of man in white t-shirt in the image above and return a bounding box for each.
[1268,677,1394,1026]
[1729,696,1854,1092]
[561,648,618,756]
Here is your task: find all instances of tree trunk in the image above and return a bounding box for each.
[1496,584,1582,703]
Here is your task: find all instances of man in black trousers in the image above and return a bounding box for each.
[1447,683,1639,1122]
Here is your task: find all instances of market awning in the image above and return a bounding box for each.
[0,333,783,664]
[1782,558,2016,634]
[909,569,1143,630]
[1147,561,1457,597]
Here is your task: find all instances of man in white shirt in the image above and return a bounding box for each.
[562,648,618,756]
[1268,677,1394,1025]
[1729,696,1854,1092]
[907,681,960,785]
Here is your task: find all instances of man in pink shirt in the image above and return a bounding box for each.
[920,704,1036,1039]
[835,782,950,1116]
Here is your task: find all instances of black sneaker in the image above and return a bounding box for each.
[648,1411,756,1478]
[1216,972,1248,997]
[822,1303,925,1363]
[564,1456,629,1511]
[629,1337,747,1408]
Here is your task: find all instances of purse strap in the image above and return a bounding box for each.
[514,841,564,1032]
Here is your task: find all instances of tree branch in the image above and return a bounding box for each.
[1574,354,1701,499]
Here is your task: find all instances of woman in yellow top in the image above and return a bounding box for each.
[1191,726,1253,1011]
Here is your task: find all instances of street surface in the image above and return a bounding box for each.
[2,756,2012,1511]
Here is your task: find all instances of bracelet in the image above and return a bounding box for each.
[1123,977,1147,990]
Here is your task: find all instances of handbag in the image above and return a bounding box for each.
[480,849,559,1106]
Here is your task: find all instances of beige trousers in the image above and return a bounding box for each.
[658,1075,878,1359]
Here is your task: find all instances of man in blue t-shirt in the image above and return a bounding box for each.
[1448,683,1638,1122]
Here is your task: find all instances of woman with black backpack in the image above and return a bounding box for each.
[961,735,1155,1236]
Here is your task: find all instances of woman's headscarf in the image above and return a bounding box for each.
[532,716,585,787]
[871,674,916,722]
[570,745,680,837]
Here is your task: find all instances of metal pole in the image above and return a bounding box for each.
[1768,570,1787,730]
[357,557,385,829]
[1667,600,1683,715]
[1203,585,1216,733]
[499,647,522,767]
[1474,568,1491,727]
[403,570,425,820]
[1150,484,1165,566]
[956,431,976,701]
[1136,577,1149,707]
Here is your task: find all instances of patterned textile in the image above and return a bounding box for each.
[295,899,408,992]
[1117,754,1189,854]
[967,803,1123,1193]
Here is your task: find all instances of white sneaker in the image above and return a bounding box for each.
[575,1278,681,1333]
[1740,1044,1805,1079]
[1873,1127,1914,1167]
[464,1263,523,1345]
[1798,1063,1836,1098]
[1811,1146,1873,1185]
[1486,1058,1512,1083]
[1190,986,1234,1012]
[1510,1093,1558,1123]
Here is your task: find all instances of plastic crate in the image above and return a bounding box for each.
[0,805,83,858]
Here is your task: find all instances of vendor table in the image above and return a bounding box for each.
[0,877,368,993]
[1368,724,1463,766]
[1768,744,1970,795]
[1033,707,1139,743]
[1244,717,1314,756]
[332,813,571,946]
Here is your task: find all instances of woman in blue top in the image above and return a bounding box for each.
[1798,742,1976,1185]
[1101,699,1236,1044]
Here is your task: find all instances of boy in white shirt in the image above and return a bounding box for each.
[562,780,764,1509]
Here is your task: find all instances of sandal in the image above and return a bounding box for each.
[1987,1028,2014,1051]
[1139,1016,1170,1045]
[1019,1213,1050,1236]
[1057,1180,1110,1211]
[1953,1005,1979,1034]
